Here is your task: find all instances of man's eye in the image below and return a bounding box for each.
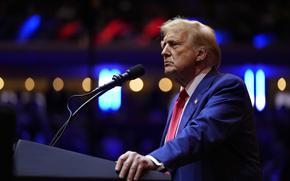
[171,42,179,48]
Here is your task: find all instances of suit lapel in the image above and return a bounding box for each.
[160,69,220,145]
[176,69,219,135]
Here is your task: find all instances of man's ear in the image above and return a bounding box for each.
[196,46,207,62]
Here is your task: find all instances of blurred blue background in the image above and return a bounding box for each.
[0,0,290,180]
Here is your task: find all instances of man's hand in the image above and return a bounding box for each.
[115,151,157,181]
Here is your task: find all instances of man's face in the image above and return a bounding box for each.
[161,25,198,82]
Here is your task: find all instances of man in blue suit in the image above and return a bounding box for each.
[115,17,262,181]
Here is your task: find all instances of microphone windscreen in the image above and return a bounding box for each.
[126,64,145,80]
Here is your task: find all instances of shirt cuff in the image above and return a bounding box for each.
[145,155,166,172]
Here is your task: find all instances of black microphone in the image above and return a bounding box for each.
[112,64,145,85]
[122,64,145,80]
[49,64,145,146]
[91,64,145,94]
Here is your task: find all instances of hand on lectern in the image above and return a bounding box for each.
[115,151,158,181]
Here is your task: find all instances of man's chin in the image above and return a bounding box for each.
[164,68,176,77]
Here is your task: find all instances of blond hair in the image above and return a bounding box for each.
[161,18,221,68]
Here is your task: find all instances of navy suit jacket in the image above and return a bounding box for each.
[149,69,262,181]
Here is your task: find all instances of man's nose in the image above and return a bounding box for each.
[161,44,170,57]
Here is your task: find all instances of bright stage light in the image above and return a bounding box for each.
[255,69,266,111]
[244,69,255,106]
[98,68,121,111]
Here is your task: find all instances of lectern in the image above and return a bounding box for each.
[14,140,170,181]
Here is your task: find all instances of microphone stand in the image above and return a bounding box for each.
[49,74,125,147]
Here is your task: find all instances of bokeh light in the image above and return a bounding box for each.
[82,77,92,92]
[158,78,172,92]
[277,77,286,91]
[0,77,4,90]
[129,78,144,92]
[25,77,35,91]
[53,77,64,91]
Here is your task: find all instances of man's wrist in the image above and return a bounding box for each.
[145,155,166,171]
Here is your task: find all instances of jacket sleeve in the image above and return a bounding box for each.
[149,77,251,170]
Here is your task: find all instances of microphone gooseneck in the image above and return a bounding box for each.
[49,64,145,147]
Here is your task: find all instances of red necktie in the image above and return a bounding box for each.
[165,88,189,142]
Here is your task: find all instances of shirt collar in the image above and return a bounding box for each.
[181,67,212,97]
